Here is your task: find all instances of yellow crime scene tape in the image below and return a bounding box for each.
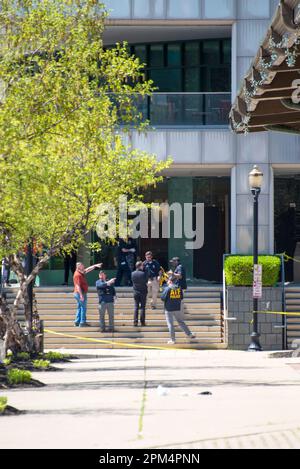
[45,312,300,348]
[283,253,300,264]
[255,311,300,316]
[44,329,199,352]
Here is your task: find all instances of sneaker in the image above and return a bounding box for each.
[151,305,157,310]
[141,323,146,327]
[79,323,90,327]
[189,334,196,340]
[74,322,79,327]
[134,323,138,327]
[167,340,176,345]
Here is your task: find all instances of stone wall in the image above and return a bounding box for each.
[227,287,284,351]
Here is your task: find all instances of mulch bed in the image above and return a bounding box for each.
[5,362,60,372]
[0,406,24,416]
[0,366,45,389]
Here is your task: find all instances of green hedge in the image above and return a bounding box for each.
[225,256,281,287]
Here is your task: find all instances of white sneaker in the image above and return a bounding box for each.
[167,340,176,345]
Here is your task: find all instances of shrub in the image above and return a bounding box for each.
[0,397,8,414]
[7,369,32,385]
[33,360,50,370]
[16,352,30,361]
[225,256,281,287]
[43,352,71,362]
[3,358,11,366]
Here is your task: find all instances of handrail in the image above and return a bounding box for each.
[280,254,287,350]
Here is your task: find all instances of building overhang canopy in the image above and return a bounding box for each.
[230,0,300,134]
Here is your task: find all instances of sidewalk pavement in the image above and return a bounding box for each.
[1,349,300,449]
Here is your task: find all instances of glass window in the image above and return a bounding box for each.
[134,45,147,64]
[133,0,151,18]
[152,0,165,18]
[203,0,235,19]
[222,39,231,64]
[209,67,231,92]
[150,44,164,68]
[167,43,181,67]
[105,0,131,18]
[185,42,199,67]
[184,68,200,92]
[167,0,200,18]
[150,68,182,92]
[202,40,220,65]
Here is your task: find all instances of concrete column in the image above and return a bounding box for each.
[168,177,194,279]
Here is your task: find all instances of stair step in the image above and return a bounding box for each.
[44,336,224,344]
[41,320,221,328]
[44,330,221,338]
[45,343,227,350]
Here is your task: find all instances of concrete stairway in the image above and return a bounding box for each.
[285,286,300,349]
[4,286,226,350]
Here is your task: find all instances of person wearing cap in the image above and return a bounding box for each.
[161,275,195,345]
[143,251,162,309]
[169,257,187,290]
[169,257,187,314]
[96,271,116,333]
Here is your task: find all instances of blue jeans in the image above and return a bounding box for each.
[74,293,87,324]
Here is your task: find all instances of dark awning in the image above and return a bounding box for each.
[230,0,300,134]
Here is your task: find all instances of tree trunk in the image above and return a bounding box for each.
[0,254,47,355]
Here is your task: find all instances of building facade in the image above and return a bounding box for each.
[40,0,300,285]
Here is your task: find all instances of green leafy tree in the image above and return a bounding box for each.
[0,0,171,353]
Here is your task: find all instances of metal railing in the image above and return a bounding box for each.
[135,92,231,127]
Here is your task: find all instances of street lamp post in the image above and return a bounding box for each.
[248,165,263,352]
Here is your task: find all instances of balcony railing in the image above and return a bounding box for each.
[135,92,231,127]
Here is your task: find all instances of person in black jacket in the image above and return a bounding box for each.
[131,261,148,327]
[96,271,116,333]
[161,276,195,345]
[115,237,138,287]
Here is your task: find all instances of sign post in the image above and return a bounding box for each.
[253,264,263,299]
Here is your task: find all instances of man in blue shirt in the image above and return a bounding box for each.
[143,251,162,309]
[161,276,195,345]
[96,271,116,333]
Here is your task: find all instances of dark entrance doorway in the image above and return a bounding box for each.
[193,177,230,282]
[138,180,169,270]
[274,176,300,282]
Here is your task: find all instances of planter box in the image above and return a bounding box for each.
[227,287,284,351]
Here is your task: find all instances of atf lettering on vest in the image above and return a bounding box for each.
[170,288,181,299]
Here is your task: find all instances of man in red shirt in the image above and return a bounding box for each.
[73,262,102,327]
